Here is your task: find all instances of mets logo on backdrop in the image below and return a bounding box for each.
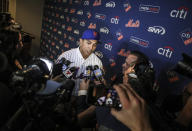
[118,49,130,57]
[93,0,101,6]
[180,28,192,45]
[125,19,140,28]
[147,26,166,35]
[157,46,174,59]
[124,0,131,12]
[130,36,149,47]
[170,6,188,19]
[139,4,160,13]
[100,27,109,34]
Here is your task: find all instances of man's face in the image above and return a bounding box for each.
[79,38,98,59]
[122,54,138,84]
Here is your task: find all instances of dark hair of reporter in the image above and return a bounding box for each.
[129,50,156,104]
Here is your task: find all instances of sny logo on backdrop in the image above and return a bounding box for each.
[64,8,68,13]
[104,43,112,51]
[148,26,166,35]
[57,30,62,35]
[95,13,106,20]
[139,4,160,13]
[77,10,83,15]
[111,16,119,24]
[74,29,80,35]
[124,0,131,12]
[62,24,66,29]
[93,0,101,6]
[71,17,78,23]
[100,27,109,34]
[74,0,81,4]
[157,46,173,58]
[106,1,115,8]
[68,36,75,42]
[84,0,89,6]
[170,6,188,19]
[56,45,60,50]
[180,28,192,45]
[60,15,64,19]
[125,19,140,27]
[59,40,63,45]
[80,21,86,27]
[130,36,149,47]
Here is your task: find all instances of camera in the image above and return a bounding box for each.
[174,53,192,78]
[3,57,76,131]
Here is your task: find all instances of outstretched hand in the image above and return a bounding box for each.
[111,84,152,131]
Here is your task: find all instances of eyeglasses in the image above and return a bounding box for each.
[125,61,137,69]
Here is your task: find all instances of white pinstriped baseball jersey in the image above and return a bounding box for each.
[56,47,103,96]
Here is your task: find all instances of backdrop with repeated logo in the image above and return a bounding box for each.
[40,0,192,97]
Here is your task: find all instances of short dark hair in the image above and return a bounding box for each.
[129,50,156,103]
[130,50,149,65]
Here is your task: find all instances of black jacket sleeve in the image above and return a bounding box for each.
[76,95,88,114]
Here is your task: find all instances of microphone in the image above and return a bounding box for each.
[62,66,78,79]
[84,65,93,80]
[52,58,71,77]
[93,65,104,82]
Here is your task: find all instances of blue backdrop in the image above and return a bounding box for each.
[40,0,192,98]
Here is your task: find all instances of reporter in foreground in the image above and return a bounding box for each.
[111,84,152,131]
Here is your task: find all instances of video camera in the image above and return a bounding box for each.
[3,57,77,131]
[0,12,22,30]
[0,13,11,28]
[174,53,192,78]
[12,57,53,82]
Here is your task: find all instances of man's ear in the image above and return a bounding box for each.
[79,38,83,47]
[79,38,83,44]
